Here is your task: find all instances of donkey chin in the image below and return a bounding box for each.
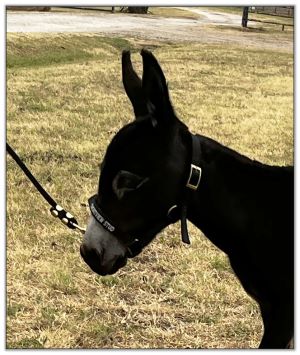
[80,216,128,276]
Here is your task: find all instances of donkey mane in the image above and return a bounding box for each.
[199,134,293,177]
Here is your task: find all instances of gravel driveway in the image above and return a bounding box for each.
[6,8,292,51]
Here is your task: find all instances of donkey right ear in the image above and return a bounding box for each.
[141,49,175,125]
[122,50,149,118]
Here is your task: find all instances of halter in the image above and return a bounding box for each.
[88,133,202,258]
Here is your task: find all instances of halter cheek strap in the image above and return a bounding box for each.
[163,134,202,244]
[180,134,202,244]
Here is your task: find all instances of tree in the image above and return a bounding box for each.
[242,7,249,28]
[127,7,149,14]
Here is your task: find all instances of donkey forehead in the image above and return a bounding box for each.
[104,120,164,164]
[111,119,156,147]
[98,126,145,179]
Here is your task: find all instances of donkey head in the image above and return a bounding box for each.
[80,50,190,276]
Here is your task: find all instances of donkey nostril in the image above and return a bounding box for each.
[80,243,107,275]
[114,255,127,271]
[80,244,102,264]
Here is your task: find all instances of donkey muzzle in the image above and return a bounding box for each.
[80,242,127,276]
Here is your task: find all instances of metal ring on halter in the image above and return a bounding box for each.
[167,205,180,224]
[70,222,86,234]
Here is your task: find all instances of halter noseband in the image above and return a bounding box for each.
[88,133,202,257]
[88,194,129,240]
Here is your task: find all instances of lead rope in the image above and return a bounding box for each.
[6,143,86,234]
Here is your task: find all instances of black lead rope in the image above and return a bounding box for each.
[6,143,86,234]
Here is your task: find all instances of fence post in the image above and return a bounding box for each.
[242,7,249,27]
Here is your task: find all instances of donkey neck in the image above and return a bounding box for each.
[184,134,285,254]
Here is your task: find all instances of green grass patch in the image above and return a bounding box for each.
[7,34,130,69]
[7,337,46,349]
[211,255,231,273]
[7,302,24,317]
[100,275,120,287]
[49,270,78,295]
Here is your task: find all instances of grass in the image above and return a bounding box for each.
[149,7,200,20]
[6,34,130,68]
[6,32,293,349]
[199,6,244,15]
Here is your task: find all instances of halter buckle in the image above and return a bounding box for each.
[186,164,202,190]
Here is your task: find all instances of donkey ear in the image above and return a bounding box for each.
[122,50,149,118]
[141,49,175,123]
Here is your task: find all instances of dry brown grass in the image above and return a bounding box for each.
[149,7,200,20]
[6,32,293,348]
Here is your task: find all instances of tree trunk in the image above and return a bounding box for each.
[127,7,149,14]
[242,7,249,27]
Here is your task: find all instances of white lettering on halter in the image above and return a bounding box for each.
[90,204,115,232]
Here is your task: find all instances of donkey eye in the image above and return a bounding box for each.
[114,170,145,189]
[112,170,148,200]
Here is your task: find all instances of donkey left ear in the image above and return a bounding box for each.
[141,49,175,124]
[122,50,149,118]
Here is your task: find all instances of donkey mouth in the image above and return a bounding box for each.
[80,244,127,276]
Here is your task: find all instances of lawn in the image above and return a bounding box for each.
[6,33,293,348]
